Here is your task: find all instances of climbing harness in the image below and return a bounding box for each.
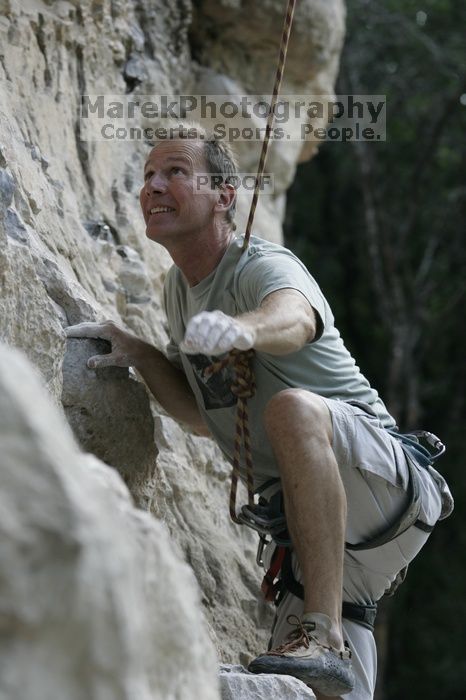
[387,429,446,467]
[238,429,446,629]
[236,430,445,549]
[252,493,379,631]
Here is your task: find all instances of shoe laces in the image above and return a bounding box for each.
[267,614,327,656]
[267,615,352,659]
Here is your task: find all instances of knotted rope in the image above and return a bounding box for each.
[242,0,297,251]
[204,349,256,523]
[208,0,296,524]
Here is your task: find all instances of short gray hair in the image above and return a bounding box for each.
[152,121,238,229]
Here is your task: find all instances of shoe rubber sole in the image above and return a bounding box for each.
[248,655,355,696]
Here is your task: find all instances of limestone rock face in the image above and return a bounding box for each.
[220,665,316,699]
[0,343,219,700]
[0,0,345,692]
[190,0,346,173]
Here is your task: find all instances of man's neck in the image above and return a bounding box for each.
[168,228,235,287]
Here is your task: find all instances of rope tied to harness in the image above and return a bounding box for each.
[204,349,256,523]
[205,0,296,524]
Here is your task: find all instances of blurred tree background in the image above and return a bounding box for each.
[284,0,466,698]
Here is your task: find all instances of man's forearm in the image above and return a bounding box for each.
[133,343,209,434]
[238,290,316,355]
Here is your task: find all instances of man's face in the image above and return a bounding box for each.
[139,139,217,244]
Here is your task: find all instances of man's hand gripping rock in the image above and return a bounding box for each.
[65,321,145,369]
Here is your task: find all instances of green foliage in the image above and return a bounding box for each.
[285,1,466,697]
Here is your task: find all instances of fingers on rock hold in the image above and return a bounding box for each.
[65,320,115,340]
[87,354,115,369]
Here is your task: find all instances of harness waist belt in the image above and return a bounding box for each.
[243,441,434,554]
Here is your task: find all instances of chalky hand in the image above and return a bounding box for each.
[65,321,140,369]
[180,310,255,356]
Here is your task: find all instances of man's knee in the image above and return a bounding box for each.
[263,389,333,443]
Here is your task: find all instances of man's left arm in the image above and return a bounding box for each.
[180,288,317,357]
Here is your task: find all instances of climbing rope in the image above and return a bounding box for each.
[242,0,297,252]
[207,0,296,523]
[204,349,256,523]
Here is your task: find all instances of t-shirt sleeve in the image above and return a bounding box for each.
[237,252,326,342]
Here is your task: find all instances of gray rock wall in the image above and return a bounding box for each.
[0,343,220,700]
[0,0,344,694]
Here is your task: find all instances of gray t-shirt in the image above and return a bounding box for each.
[163,234,396,489]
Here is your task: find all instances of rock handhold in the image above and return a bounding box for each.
[220,664,316,699]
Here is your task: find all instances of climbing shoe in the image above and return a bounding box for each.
[248,614,355,696]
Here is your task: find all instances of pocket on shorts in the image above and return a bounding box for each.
[349,412,410,490]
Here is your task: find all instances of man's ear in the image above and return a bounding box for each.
[215,183,236,214]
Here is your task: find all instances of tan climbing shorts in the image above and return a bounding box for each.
[267,397,443,700]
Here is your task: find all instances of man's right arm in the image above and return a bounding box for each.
[65,321,210,436]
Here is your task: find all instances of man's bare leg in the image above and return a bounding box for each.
[263,388,347,652]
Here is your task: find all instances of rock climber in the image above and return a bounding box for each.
[66,124,453,699]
